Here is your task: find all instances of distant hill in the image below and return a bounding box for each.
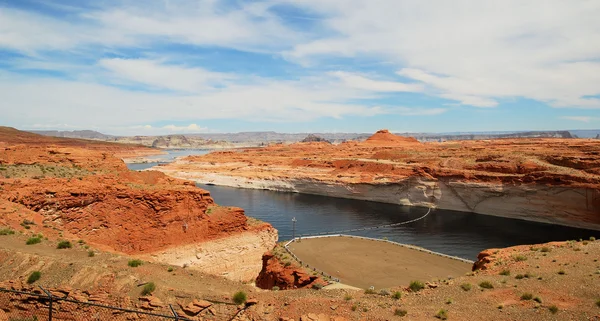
[30,130,113,140]
[24,128,590,148]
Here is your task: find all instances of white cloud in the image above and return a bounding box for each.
[285,0,600,109]
[329,71,424,92]
[560,116,598,123]
[99,58,233,92]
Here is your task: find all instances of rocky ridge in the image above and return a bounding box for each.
[155,129,600,229]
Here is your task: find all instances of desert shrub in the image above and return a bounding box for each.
[409,281,425,292]
[351,304,357,311]
[78,239,85,244]
[514,255,527,262]
[499,269,510,276]
[362,307,368,312]
[364,288,376,294]
[272,286,280,291]
[87,251,95,257]
[479,281,494,289]
[533,296,542,303]
[549,305,559,314]
[521,293,533,300]
[558,270,566,275]
[312,283,323,290]
[57,241,72,249]
[27,271,41,284]
[284,261,291,267]
[515,274,524,280]
[379,289,390,296]
[392,291,402,299]
[435,309,448,320]
[460,283,472,291]
[167,266,174,272]
[141,282,155,296]
[445,298,453,304]
[26,237,42,245]
[596,299,600,308]
[394,308,407,316]
[590,236,596,241]
[233,291,247,305]
[128,259,143,267]
[540,247,550,252]
[524,272,534,278]
[344,294,352,301]
[497,304,503,309]
[0,228,15,235]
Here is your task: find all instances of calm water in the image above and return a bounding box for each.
[200,184,598,260]
[126,149,211,171]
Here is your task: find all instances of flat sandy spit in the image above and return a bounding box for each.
[288,236,472,289]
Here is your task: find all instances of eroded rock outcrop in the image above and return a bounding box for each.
[0,128,277,281]
[256,252,325,290]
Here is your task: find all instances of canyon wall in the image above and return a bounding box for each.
[143,226,277,282]
[159,171,600,230]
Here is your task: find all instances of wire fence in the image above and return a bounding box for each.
[0,286,193,321]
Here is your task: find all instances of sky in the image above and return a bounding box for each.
[1,0,599,135]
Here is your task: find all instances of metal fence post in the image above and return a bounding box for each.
[39,286,53,321]
[169,304,179,321]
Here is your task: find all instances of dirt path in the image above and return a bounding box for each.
[288,236,472,289]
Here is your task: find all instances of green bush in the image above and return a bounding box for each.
[514,255,527,262]
[445,298,453,305]
[460,283,472,291]
[499,269,510,276]
[533,296,542,303]
[128,259,143,267]
[27,271,41,284]
[233,291,247,305]
[0,228,15,235]
[596,299,600,308]
[435,309,448,320]
[409,280,425,292]
[57,241,72,249]
[479,281,494,289]
[344,294,352,301]
[141,282,155,296]
[521,293,533,300]
[515,274,524,279]
[26,237,42,245]
[351,304,357,311]
[167,266,174,272]
[272,286,280,291]
[312,283,323,290]
[88,251,95,257]
[591,236,596,241]
[364,288,377,294]
[392,291,402,299]
[549,305,559,314]
[540,247,550,253]
[394,308,407,316]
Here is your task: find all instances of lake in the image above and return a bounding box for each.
[200,184,598,260]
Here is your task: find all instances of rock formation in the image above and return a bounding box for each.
[155,129,600,230]
[0,127,276,281]
[255,252,324,290]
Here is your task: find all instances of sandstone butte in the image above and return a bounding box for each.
[156,129,600,230]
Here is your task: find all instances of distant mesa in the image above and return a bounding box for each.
[364,129,420,145]
[300,134,330,143]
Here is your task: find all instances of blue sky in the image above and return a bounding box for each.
[1,0,599,135]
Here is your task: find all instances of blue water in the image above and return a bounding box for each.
[125,149,211,171]
[200,184,598,260]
